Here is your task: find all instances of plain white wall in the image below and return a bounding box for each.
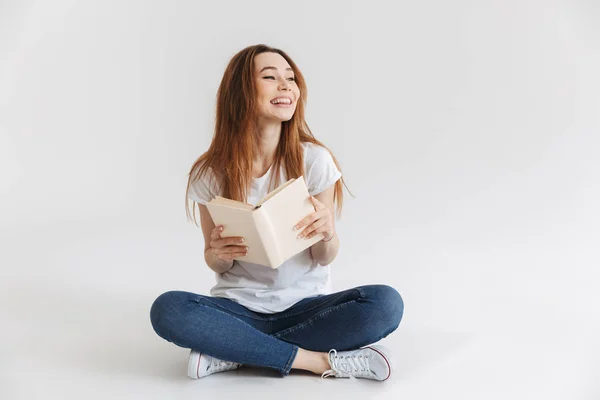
[1,0,599,396]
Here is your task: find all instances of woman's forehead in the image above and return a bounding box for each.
[254,53,292,72]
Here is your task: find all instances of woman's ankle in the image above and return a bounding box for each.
[291,348,330,375]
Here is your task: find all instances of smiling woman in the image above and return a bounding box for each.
[255,53,302,134]
[149,44,404,383]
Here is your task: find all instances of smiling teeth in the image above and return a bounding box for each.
[271,98,291,104]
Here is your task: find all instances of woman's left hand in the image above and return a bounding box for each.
[293,196,335,242]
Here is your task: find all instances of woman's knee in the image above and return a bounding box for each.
[359,284,404,330]
[149,290,188,339]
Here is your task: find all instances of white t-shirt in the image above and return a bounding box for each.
[188,141,343,313]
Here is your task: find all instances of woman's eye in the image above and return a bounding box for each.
[263,76,295,81]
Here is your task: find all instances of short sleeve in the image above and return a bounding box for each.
[188,166,221,205]
[305,144,343,196]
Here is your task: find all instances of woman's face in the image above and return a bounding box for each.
[254,52,300,123]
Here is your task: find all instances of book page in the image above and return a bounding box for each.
[258,176,324,265]
[213,196,255,211]
[205,203,270,265]
[256,178,295,208]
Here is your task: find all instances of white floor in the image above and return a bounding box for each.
[1,219,598,400]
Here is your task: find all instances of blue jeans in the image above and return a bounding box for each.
[150,284,404,376]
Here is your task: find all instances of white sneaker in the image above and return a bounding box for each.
[321,345,393,381]
[187,349,242,379]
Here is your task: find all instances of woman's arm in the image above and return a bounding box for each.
[308,185,340,266]
[199,204,235,273]
[310,230,339,266]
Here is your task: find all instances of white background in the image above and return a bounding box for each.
[1,0,598,399]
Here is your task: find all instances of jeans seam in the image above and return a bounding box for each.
[271,300,356,339]
[267,289,361,321]
[354,286,366,299]
[282,345,299,375]
[197,297,268,321]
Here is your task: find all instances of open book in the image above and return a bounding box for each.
[205,176,325,268]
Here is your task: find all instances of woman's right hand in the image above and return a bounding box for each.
[209,225,248,264]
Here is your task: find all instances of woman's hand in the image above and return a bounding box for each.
[293,196,335,242]
[209,225,248,263]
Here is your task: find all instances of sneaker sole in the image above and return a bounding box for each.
[364,345,392,381]
[187,350,201,379]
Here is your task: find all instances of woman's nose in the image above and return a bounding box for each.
[279,79,291,90]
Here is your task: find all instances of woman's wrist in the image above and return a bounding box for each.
[321,232,336,242]
[205,249,234,273]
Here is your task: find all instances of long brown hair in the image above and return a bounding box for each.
[185,44,353,226]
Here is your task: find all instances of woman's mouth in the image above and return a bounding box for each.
[270,97,293,107]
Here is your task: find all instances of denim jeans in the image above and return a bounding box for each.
[150,284,404,376]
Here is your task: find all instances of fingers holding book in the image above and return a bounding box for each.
[292,196,335,242]
[209,225,249,262]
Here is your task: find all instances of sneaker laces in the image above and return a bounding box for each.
[321,349,375,380]
[209,358,240,373]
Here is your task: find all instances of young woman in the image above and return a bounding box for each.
[150,44,404,381]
